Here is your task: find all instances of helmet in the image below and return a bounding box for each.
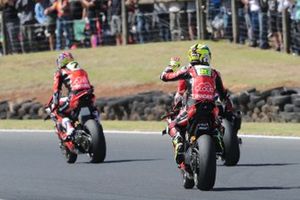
[188,44,211,65]
[56,52,74,68]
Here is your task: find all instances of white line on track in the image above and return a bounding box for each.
[0,129,299,140]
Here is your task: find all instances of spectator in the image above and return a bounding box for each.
[35,0,55,50]
[241,0,254,45]
[268,0,282,51]
[80,0,101,47]
[136,1,153,43]
[238,0,248,44]
[44,0,56,51]
[259,0,270,49]
[291,0,300,55]
[108,0,122,45]
[168,1,183,41]
[153,1,170,42]
[207,0,222,40]
[35,0,47,24]
[16,0,37,53]
[45,0,74,50]
[126,0,137,44]
[186,0,196,40]
[1,0,22,54]
[248,0,260,47]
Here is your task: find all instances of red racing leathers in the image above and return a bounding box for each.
[51,65,95,132]
[161,64,232,138]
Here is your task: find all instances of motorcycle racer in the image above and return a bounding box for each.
[47,52,96,141]
[160,44,233,166]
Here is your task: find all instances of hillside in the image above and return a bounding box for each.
[0,40,299,103]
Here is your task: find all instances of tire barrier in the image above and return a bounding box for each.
[231,87,300,123]
[0,87,299,122]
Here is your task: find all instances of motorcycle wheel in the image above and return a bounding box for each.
[84,119,106,163]
[196,134,216,191]
[65,147,77,164]
[222,119,240,166]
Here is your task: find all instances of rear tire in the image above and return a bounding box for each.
[222,119,240,166]
[84,120,106,163]
[196,134,216,191]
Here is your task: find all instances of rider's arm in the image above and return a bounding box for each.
[177,79,186,95]
[160,67,190,82]
[52,70,63,109]
[215,70,233,112]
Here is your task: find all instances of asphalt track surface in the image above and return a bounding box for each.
[0,131,299,200]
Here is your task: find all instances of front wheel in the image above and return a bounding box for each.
[183,172,195,189]
[222,119,240,166]
[60,142,77,164]
[65,148,77,164]
[196,134,216,191]
[84,120,106,163]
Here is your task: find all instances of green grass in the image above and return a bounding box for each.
[0,120,299,137]
[1,40,300,95]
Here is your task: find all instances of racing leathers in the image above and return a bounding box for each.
[160,64,232,165]
[51,61,95,138]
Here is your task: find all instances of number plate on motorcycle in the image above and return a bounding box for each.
[198,123,209,130]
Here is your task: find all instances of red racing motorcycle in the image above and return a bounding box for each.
[163,102,241,190]
[45,91,106,164]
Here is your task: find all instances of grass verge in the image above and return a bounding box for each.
[0,120,299,137]
[1,40,300,100]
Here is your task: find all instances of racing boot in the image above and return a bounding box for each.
[62,117,75,142]
[172,132,184,165]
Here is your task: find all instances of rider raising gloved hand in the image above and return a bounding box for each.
[160,44,232,167]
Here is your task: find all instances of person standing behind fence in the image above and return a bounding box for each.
[35,0,55,51]
[81,0,101,47]
[108,0,122,45]
[186,0,196,40]
[45,0,73,50]
[238,0,248,44]
[245,0,260,47]
[291,0,300,55]
[16,0,37,53]
[126,0,137,44]
[154,1,170,42]
[168,1,183,41]
[259,0,270,49]
[1,0,22,54]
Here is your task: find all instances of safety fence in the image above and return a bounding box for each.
[0,0,299,55]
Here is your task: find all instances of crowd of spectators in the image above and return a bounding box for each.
[0,0,299,56]
[207,0,300,55]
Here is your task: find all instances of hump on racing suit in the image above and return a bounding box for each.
[189,65,216,102]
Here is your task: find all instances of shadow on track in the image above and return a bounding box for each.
[214,186,300,192]
[77,158,163,164]
[236,163,299,167]
[104,158,163,164]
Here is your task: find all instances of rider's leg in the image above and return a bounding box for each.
[62,117,75,136]
[168,110,189,165]
[57,97,75,139]
[168,105,197,165]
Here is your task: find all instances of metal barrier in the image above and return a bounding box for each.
[0,0,299,56]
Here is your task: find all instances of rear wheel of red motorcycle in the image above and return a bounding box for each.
[84,119,106,163]
[196,134,216,191]
[222,119,240,166]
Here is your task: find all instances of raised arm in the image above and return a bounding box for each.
[160,66,190,82]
